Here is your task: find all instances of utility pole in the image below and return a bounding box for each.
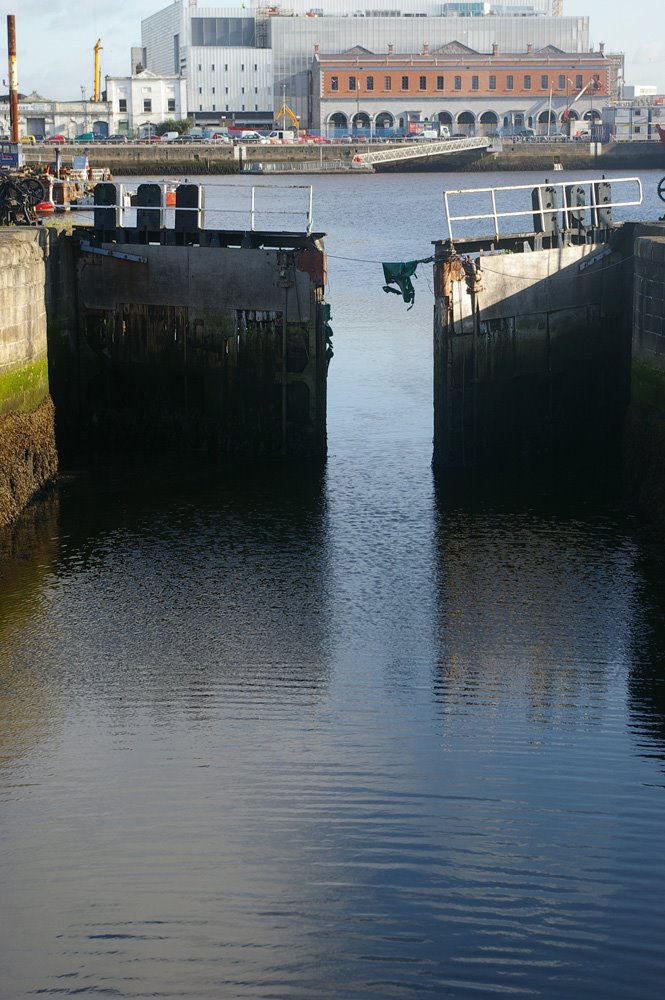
[7,15,19,142]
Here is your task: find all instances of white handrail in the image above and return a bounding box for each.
[443,176,643,242]
[83,181,314,234]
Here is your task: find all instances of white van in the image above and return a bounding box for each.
[266,130,295,143]
[235,130,265,143]
[161,131,180,142]
[421,125,450,140]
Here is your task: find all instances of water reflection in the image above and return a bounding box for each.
[434,462,639,711]
[21,461,333,707]
[4,171,665,998]
[628,531,665,764]
[0,492,64,778]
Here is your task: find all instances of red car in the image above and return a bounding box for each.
[45,134,67,144]
[139,134,162,143]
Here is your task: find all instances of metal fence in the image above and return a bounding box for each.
[443,176,643,242]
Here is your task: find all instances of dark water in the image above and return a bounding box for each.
[2,171,665,999]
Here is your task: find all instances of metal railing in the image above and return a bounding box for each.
[71,181,315,235]
[443,176,643,243]
[358,136,491,167]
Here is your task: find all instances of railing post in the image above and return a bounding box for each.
[491,188,499,240]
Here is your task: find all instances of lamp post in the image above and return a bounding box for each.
[566,78,573,137]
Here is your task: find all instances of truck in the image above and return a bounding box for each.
[264,129,295,143]
[421,125,450,139]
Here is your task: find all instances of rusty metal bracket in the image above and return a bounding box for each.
[80,240,148,264]
[462,257,483,294]
[578,246,612,271]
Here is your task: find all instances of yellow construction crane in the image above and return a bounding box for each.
[93,38,103,102]
[274,102,299,130]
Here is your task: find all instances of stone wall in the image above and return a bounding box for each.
[23,138,664,175]
[53,234,328,459]
[433,233,634,470]
[624,227,665,513]
[0,230,58,528]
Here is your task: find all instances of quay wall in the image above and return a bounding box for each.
[50,228,329,460]
[24,140,664,175]
[0,230,58,528]
[433,230,634,470]
[623,225,665,513]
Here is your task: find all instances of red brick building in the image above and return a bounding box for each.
[311,42,615,136]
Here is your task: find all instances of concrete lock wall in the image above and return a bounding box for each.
[58,240,328,459]
[0,230,58,528]
[623,227,665,512]
[433,239,633,470]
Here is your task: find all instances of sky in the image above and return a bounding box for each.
[1,0,664,101]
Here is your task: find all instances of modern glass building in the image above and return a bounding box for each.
[141,1,588,127]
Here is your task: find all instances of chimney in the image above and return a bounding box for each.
[388,43,394,56]
[6,15,19,143]
[526,43,533,55]
[492,42,499,56]
[423,42,429,56]
[599,41,605,54]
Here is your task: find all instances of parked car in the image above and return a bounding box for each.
[138,134,162,143]
[19,135,36,144]
[45,134,67,144]
[107,134,129,143]
[74,132,97,143]
[233,130,265,144]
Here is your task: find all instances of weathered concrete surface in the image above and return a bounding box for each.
[23,138,664,175]
[434,234,634,469]
[0,230,58,528]
[623,227,665,514]
[52,236,328,458]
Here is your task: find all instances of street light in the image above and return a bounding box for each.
[566,78,573,136]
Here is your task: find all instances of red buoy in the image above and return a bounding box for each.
[35,201,55,214]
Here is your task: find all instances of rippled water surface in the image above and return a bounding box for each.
[2,170,665,999]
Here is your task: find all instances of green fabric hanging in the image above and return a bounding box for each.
[382,257,433,308]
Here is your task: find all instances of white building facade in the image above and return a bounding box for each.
[105,69,188,135]
[0,92,112,140]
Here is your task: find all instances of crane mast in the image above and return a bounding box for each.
[93,38,103,102]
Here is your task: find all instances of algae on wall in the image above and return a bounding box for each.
[0,231,58,528]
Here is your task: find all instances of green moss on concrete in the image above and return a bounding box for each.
[631,362,665,414]
[0,357,50,417]
[0,396,58,528]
